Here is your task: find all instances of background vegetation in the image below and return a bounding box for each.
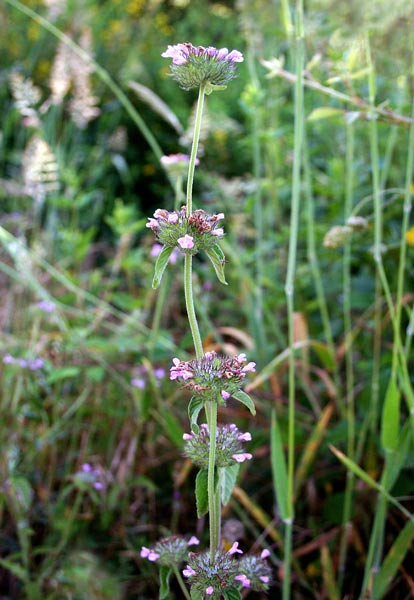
[1,0,414,598]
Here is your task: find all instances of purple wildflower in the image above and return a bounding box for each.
[2,354,15,364]
[183,423,252,468]
[206,586,214,595]
[131,377,146,389]
[169,351,256,408]
[36,300,56,313]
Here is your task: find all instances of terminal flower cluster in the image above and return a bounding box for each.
[162,43,243,91]
[170,351,256,404]
[183,423,252,468]
[146,207,225,254]
[140,535,200,567]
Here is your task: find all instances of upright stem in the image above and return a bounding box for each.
[186,85,205,217]
[205,401,221,560]
[284,1,304,597]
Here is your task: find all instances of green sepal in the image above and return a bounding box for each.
[152,245,174,289]
[205,246,227,285]
[188,396,204,433]
[219,464,239,506]
[195,469,209,518]
[159,566,172,600]
[223,588,242,600]
[190,586,203,600]
[232,390,256,415]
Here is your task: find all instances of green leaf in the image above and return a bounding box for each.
[195,469,208,518]
[270,410,289,521]
[373,521,414,600]
[223,588,242,600]
[205,246,227,285]
[190,586,203,600]
[231,390,256,416]
[188,396,204,433]
[381,376,400,452]
[159,566,172,600]
[220,464,240,506]
[0,559,28,582]
[152,246,174,289]
[307,107,345,122]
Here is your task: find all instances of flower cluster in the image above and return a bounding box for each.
[131,364,165,390]
[238,550,273,592]
[2,354,44,371]
[183,424,252,468]
[162,43,244,91]
[140,535,200,567]
[146,207,225,254]
[170,351,255,404]
[183,545,271,598]
[74,463,106,491]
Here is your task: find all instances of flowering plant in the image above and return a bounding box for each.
[141,42,272,599]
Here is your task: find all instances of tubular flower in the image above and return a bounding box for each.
[162,43,244,91]
[146,207,225,255]
[183,424,253,468]
[170,351,256,406]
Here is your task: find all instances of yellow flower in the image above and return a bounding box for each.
[405,227,414,247]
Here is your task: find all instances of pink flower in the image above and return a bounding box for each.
[221,390,230,400]
[227,49,244,62]
[261,549,271,559]
[211,228,224,236]
[232,453,253,463]
[168,213,179,223]
[161,44,189,65]
[140,547,160,561]
[146,218,158,230]
[206,586,214,595]
[235,574,251,587]
[237,432,252,442]
[228,541,243,555]
[260,576,270,583]
[177,234,194,249]
[187,536,200,546]
[242,361,256,373]
[183,565,196,577]
[170,357,193,380]
[183,433,193,441]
